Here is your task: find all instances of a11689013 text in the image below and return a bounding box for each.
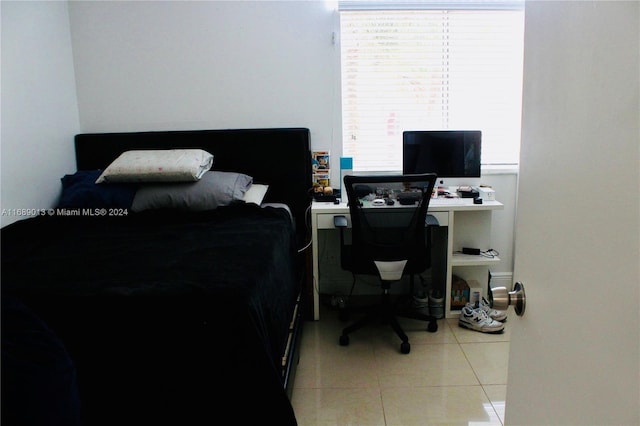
[2,208,129,217]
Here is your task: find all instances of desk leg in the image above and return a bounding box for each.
[311,213,320,320]
[303,246,315,321]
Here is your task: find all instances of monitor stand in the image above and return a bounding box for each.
[436,177,482,190]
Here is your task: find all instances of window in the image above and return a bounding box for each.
[340,1,524,172]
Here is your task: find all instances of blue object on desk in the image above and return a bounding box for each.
[340,157,353,170]
[340,157,353,194]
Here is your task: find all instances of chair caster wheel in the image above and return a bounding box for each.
[400,341,410,354]
[427,321,438,333]
[339,335,349,346]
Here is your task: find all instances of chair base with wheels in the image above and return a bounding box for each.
[339,283,438,354]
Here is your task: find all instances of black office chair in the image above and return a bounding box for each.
[335,173,439,354]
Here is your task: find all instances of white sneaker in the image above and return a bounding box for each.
[470,297,507,322]
[459,305,505,333]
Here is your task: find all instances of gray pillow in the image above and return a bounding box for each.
[131,171,252,212]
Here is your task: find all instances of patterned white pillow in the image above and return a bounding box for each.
[96,149,213,183]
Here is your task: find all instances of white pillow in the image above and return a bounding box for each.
[242,184,269,205]
[96,149,213,183]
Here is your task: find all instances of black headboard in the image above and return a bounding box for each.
[75,128,313,244]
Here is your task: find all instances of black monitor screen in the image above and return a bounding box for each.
[402,130,481,178]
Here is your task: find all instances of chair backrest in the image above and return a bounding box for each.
[342,173,437,276]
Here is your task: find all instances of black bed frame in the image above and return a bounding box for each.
[74,127,313,400]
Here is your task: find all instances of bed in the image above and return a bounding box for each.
[1,128,313,425]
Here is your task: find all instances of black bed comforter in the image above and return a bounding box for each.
[1,203,299,425]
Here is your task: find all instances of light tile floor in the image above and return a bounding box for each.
[291,305,511,426]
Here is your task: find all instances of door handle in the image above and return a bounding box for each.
[490,282,526,316]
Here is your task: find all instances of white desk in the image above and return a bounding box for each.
[311,197,504,320]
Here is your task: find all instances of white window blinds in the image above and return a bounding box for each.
[340,2,524,172]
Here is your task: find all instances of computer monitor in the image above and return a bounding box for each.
[402,130,481,186]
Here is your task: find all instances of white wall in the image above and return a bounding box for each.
[68,0,337,152]
[0,1,80,226]
[479,170,517,281]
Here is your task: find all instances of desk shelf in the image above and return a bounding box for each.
[451,253,501,267]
